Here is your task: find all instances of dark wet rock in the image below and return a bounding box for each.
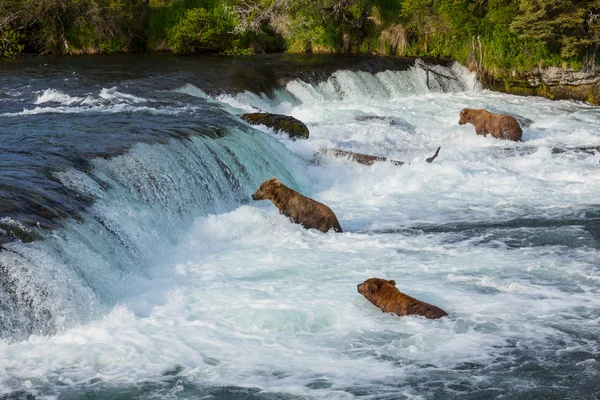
[241,113,309,140]
[551,146,600,155]
[355,115,416,133]
[0,219,38,246]
[0,391,36,400]
[322,147,440,166]
[306,379,333,390]
[485,109,534,128]
[203,357,221,366]
[163,364,185,376]
[508,114,534,128]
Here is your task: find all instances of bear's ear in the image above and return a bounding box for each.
[270,178,281,186]
[368,282,379,294]
[388,280,396,286]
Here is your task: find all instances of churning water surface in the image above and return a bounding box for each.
[0,54,599,399]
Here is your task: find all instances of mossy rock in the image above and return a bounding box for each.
[0,220,38,245]
[240,113,309,140]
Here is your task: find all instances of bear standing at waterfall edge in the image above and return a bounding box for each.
[252,178,343,233]
[459,108,523,142]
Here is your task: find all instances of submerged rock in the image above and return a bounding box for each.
[0,219,37,246]
[240,113,309,140]
[355,115,416,133]
[486,109,534,128]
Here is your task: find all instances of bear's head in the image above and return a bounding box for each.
[252,177,281,201]
[458,108,472,125]
[357,278,396,298]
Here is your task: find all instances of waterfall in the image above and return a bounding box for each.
[0,125,303,340]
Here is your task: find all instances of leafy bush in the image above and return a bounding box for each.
[168,6,235,54]
[1,0,597,75]
[99,38,125,54]
[0,28,25,58]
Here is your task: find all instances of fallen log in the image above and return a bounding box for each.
[322,147,441,166]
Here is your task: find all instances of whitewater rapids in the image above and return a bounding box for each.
[1,56,599,399]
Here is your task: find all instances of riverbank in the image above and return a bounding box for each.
[2,0,598,105]
[11,48,600,105]
[480,66,600,105]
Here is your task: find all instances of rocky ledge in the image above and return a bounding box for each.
[481,66,600,105]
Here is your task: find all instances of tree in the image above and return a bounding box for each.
[511,0,600,61]
[168,6,235,53]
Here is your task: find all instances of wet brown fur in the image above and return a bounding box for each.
[459,108,523,142]
[252,178,343,233]
[357,278,447,319]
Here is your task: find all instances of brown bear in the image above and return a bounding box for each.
[459,108,523,142]
[357,278,447,319]
[252,178,343,233]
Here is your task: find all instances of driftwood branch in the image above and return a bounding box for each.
[415,59,457,90]
[426,146,441,163]
[322,147,441,166]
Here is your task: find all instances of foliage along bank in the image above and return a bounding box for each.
[1,0,599,103]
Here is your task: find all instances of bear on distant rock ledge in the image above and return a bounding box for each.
[357,278,447,319]
[252,178,343,233]
[459,108,523,142]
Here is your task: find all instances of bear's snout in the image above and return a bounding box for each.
[357,283,363,294]
[251,189,264,201]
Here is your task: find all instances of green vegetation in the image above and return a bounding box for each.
[0,0,598,73]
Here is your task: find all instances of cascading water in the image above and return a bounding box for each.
[1,55,599,399]
[0,81,303,340]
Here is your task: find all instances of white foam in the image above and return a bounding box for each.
[2,205,598,397]
[3,87,153,117]
[34,89,88,105]
[99,87,147,104]
[1,104,197,117]
[2,63,600,398]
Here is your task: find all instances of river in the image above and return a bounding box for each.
[1,54,599,399]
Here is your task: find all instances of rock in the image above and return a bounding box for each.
[481,67,600,105]
[0,219,37,246]
[240,113,309,140]
[485,109,534,128]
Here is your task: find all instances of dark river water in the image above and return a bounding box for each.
[1,53,599,399]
